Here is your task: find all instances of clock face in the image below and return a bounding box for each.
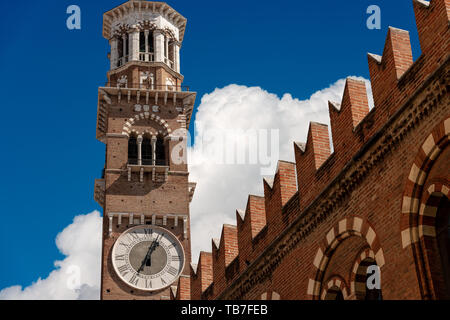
[112,225,185,292]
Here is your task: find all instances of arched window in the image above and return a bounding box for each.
[155,137,166,166]
[139,31,154,62]
[139,32,145,53]
[117,35,129,67]
[117,37,124,62]
[128,136,138,165]
[142,137,152,165]
[148,32,154,53]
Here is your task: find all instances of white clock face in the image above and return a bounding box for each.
[112,225,185,292]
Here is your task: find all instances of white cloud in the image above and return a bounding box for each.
[0,211,102,300]
[189,77,372,263]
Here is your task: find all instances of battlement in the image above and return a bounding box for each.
[182,0,450,300]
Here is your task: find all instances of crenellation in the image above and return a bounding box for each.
[190,251,213,300]
[211,225,238,298]
[200,0,450,301]
[264,161,297,243]
[295,122,331,209]
[237,195,266,273]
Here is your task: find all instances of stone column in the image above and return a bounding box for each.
[154,30,165,63]
[165,37,169,64]
[110,37,118,70]
[174,42,180,73]
[129,28,140,62]
[152,136,157,166]
[144,30,149,60]
[137,135,143,166]
[122,34,128,64]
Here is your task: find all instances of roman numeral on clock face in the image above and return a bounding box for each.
[119,242,131,250]
[128,232,139,241]
[167,266,178,277]
[171,256,181,262]
[115,254,127,261]
[145,279,152,289]
[130,273,139,286]
[117,264,129,276]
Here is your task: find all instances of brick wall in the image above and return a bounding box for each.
[188,0,450,300]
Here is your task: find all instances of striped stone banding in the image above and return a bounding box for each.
[401,117,450,248]
[121,112,172,137]
[320,276,349,300]
[308,216,384,300]
[418,183,449,238]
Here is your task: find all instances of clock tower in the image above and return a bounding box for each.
[94,1,196,300]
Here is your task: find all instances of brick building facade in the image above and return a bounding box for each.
[182,0,450,300]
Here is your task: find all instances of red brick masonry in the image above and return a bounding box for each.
[182,0,450,300]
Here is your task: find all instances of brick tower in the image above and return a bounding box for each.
[94,1,196,300]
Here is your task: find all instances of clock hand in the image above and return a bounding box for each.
[146,234,163,268]
[137,234,161,272]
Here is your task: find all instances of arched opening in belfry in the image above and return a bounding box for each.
[128,135,138,165]
[324,286,344,300]
[424,192,450,299]
[117,37,123,64]
[139,30,154,62]
[355,257,382,300]
[117,34,129,67]
[155,136,166,166]
[141,136,153,165]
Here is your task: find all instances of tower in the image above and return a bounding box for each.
[94,1,196,300]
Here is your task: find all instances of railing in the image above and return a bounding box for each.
[110,82,190,92]
[114,54,176,72]
[139,52,155,62]
[128,159,168,166]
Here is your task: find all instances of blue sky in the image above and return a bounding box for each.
[0,0,421,290]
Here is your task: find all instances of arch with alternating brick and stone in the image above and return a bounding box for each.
[350,247,378,300]
[400,117,450,299]
[121,112,172,137]
[320,275,349,300]
[419,182,450,241]
[308,216,385,300]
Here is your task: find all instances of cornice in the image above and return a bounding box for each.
[108,60,184,82]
